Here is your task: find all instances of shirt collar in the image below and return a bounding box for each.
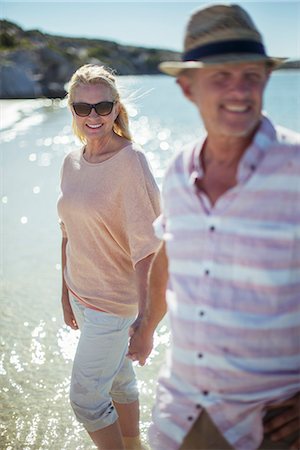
[189,114,277,184]
[237,113,276,182]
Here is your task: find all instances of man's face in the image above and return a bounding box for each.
[178,62,270,140]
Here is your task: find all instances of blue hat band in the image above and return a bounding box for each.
[183,39,266,62]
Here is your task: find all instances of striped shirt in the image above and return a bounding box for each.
[149,115,300,450]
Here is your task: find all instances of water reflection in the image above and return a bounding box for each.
[31,321,46,365]
[9,351,24,373]
[28,153,37,162]
[20,216,28,224]
[38,152,52,167]
[57,326,79,361]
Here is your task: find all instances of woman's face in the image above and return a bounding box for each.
[71,83,119,142]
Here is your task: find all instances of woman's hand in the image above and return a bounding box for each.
[129,314,143,337]
[61,294,78,330]
[127,321,154,366]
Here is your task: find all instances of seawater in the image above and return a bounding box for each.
[1,72,300,449]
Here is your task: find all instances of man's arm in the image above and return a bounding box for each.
[127,241,168,366]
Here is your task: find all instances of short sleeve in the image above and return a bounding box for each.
[123,150,161,267]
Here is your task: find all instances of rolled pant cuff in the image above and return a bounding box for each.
[81,408,119,433]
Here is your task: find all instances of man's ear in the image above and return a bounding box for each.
[266,68,272,84]
[176,75,193,101]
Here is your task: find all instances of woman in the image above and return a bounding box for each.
[57,64,160,450]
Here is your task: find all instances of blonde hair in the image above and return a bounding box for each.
[67,64,132,143]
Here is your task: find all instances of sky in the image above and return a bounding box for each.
[1,1,300,58]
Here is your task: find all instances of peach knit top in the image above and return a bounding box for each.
[57,143,161,317]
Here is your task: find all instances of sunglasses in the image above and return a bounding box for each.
[72,101,115,117]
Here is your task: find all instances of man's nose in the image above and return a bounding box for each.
[230,76,251,96]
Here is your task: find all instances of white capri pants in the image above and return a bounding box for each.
[69,294,139,432]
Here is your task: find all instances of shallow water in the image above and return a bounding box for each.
[1,72,299,449]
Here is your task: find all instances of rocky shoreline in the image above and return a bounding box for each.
[0,20,181,99]
[1,19,299,99]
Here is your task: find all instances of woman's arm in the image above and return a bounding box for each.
[132,253,155,328]
[61,237,78,330]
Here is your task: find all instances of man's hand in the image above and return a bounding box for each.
[127,322,154,366]
[129,315,143,336]
[264,393,300,450]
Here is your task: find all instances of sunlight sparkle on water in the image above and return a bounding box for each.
[10,350,24,373]
[28,153,37,162]
[52,377,69,402]
[43,137,53,147]
[160,141,169,151]
[30,340,46,365]
[158,129,171,140]
[24,413,40,446]
[154,169,165,181]
[58,98,68,108]
[53,135,72,145]
[127,105,138,117]
[138,379,155,396]
[148,159,161,170]
[9,379,24,394]
[15,416,25,442]
[57,326,79,361]
[30,321,46,365]
[38,152,52,167]
[0,356,7,375]
[153,325,170,348]
[131,115,152,146]
[62,125,72,134]
[0,130,17,143]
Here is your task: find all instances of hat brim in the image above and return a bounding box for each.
[159,54,287,77]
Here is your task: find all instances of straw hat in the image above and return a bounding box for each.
[159,4,286,76]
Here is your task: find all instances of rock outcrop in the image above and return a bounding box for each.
[1,20,299,99]
[0,19,181,98]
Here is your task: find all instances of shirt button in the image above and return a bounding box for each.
[204,269,210,276]
[196,404,201,409]
[187,416,194,421]
[202,390,209,396]
[199,311,205,317]
[198,353,203,358]
[209,225,215,232]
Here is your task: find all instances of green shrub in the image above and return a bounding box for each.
[0,31,17,48]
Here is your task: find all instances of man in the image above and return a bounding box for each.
[127,4,300,450]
